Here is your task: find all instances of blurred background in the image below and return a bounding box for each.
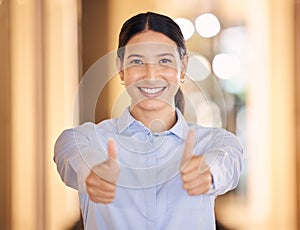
[0,0,300,229]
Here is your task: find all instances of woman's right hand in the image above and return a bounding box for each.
[85,139,120,204]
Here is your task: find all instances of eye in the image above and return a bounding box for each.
[130,59,144,65]
[159,58,172,65]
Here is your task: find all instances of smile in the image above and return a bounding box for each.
[138,87,166,97]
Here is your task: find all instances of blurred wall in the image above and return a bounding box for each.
[0,0,11,229]
[80,0,111,123]
[296,0,300,225]
[8,0,80,229]
[1,0,299,229]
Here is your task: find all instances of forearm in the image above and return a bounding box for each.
[54,124,106,190]
[204,130,243,196]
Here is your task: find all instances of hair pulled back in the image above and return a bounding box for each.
[117,12,186,113]
[117,12,186,61]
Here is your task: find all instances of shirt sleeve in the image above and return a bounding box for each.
[201,128,244,196]
[53,122,107,190]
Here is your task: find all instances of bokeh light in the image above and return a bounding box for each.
[174,17,195,40]
[186,53,211,81]
[212,53,241,80]
[220,76,247,94]
[195,13,221,38]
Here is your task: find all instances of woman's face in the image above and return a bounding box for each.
[118,30,187,112]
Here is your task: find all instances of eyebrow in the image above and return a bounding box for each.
[126,54,144,59]
[126,53,175,59]
[157,53,176,58]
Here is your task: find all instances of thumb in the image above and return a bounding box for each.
[106,139,119,180]
[107,139,118,162]
[180,129,195,168]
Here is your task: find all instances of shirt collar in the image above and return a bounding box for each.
[169,108,190,139]
[116,107,136,133]
[116,107,190,140]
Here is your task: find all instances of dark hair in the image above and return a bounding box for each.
[117,12,186,113]
[117,12,186,61]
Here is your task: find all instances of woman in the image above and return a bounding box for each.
[54,12,243,230]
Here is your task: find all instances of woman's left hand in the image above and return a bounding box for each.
[180,130,213,196]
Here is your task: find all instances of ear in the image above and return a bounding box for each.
[180,54,189,80]
[116,57,124,81]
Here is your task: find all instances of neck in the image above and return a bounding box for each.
[130,106,177,132]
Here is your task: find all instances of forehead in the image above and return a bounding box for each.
[124,31,178,56]
[124,43,178,57]
[127,30,177,46]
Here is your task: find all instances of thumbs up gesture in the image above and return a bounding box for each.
[85,139,120,204]
[180,130,213,196]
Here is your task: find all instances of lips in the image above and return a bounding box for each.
[137,86,166,97]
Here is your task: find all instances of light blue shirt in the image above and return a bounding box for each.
[54,108,243,230]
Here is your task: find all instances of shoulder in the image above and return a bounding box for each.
[188,123,234,135]
[187,123,240,145]
[187,122,217,135]
[74,119,115,132]
[59,119,115,140]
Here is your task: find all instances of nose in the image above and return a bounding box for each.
[144,62,158,79]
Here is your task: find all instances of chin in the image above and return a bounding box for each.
[133,99,171,112]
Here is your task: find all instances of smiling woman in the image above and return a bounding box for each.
[54,12,243,230]
[117,34,187,131]
[116,12,188,117]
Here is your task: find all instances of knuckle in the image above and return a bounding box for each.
[106,183,115,191]
[90,196,98,203]
[85,175,92,184]
[85,186,91,194]
[181,174,186,181]
[109,193,115,199]
[187,190,195,196]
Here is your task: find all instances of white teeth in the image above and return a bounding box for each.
[139,87,164,94]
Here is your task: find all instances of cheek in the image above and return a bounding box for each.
[123,69,140,85]
[164,70,181,85]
